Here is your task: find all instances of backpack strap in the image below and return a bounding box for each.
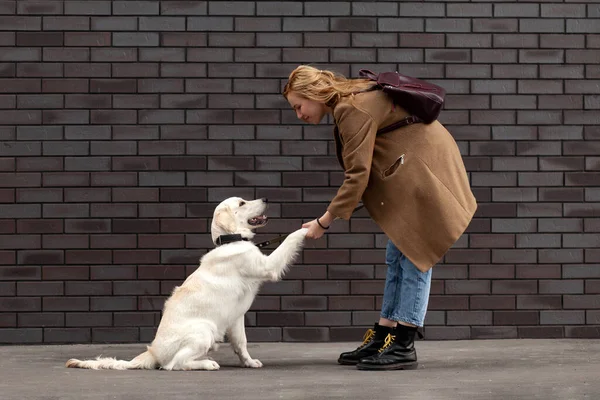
[376,116,423,136]
[358,69,378,81]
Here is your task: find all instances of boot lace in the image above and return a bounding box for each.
[357,328,375,349]
[378,333,396,353]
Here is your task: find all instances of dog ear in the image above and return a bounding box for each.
[213,206,236,233]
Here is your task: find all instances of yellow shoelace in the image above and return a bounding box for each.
[378,333,396,353]
[359,329,375,347]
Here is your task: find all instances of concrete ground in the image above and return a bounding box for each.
[1,339,599,400]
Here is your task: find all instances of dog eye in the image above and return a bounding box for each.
[239,201,245,206]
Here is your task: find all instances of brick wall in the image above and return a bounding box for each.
[0,1,599,344]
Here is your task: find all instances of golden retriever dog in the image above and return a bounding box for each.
[66,197,307,371]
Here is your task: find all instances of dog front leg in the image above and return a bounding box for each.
[264,228,308,280]
[228,316,262,368]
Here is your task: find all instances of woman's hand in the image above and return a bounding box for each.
[302,219,326,239]
[302,211,334,239]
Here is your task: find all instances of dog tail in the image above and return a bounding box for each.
[66,347,158,370]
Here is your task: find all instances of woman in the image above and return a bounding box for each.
[283,65,477,371]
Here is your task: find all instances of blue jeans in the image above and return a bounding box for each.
[380,240,432,327]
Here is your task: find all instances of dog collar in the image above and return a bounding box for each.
[215,234,250,246]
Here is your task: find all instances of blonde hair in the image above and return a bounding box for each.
[283,65,374,107]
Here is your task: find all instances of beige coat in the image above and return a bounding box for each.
[327,89,477,272]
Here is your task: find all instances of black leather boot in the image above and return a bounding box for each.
[356,325,422,370]
[337,323,392,365]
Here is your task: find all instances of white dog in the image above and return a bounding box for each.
[66,197,307,371]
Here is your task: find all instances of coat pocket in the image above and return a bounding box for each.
[382,154,405,178]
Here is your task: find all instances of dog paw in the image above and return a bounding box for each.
[243,358,263,368]
[203,360,220,371]
[289,228,308,241]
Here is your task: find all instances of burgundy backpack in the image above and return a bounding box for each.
[358,69,446,127]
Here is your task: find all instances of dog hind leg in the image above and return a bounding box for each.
[162,345,221,371]
[181,359,220,371]
[161,333,217,371]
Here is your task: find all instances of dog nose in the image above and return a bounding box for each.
[261,198,268,203]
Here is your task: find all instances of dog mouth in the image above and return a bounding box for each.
[248,215,268,226]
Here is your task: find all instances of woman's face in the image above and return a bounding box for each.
[286,91,329,125]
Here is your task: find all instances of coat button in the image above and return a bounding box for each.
[381,202,384,205]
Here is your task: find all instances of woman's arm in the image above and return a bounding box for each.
[327,102,377,220]
[303,103,377,239]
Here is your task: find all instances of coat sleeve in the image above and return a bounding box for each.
[327,102,378,220]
